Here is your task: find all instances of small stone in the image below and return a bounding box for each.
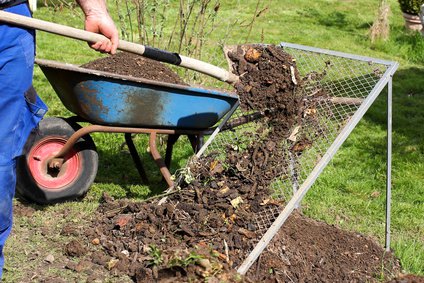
[44,254,55,263]
[198,258,212,271]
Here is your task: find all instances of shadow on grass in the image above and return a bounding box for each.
[340,66,424,175]
[297,7,371,32]
[365,66,424,139]
[94,137,195,199]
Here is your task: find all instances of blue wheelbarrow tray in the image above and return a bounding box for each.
[35,59,239,130]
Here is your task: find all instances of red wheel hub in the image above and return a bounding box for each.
[28,137,80,190]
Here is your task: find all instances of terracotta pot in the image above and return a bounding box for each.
[402,12,423,31]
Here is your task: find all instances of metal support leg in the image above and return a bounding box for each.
[289,151,300,209]
[149,132,174,188]
[187,134,202,153]
[385,76,393,252]
[165,134,202,169]
[165,134,180,169]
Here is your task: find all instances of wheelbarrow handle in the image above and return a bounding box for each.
[0,10,237,84]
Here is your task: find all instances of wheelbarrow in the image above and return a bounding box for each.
[0,11,242,204]
[16,59,239,204]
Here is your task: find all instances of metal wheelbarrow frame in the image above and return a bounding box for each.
[16,59,239,204]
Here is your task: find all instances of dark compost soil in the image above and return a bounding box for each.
[82,52,186,85]
[66,45,413,282]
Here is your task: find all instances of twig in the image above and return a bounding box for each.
[224,239,230,263]
[124,0,134,42]
[140,187,180,204]
[255,254,262,277]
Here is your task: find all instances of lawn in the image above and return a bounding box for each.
[2,0,424,280]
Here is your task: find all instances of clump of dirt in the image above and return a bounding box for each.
[81,52,187,85]
[65,240,87,257]
[63,46,403,282]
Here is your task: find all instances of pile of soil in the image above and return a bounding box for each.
[62,194,400,282]
[82,52,186,85]
[63,46,407,282]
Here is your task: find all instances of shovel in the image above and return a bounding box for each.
[0,10,238,84]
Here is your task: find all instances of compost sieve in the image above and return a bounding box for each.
[187,42,398,274]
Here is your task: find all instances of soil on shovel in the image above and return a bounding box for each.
[61,46,408,282]
[227,44,304,138]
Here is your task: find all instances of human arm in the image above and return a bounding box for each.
[76,0,118,54]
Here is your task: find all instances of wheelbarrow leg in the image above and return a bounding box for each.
[165,134,204,169]
[149,132,174,188]
[165,134,180,169]
[124,133,149,184]
[187,134,204,153]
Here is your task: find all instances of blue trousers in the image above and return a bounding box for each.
[0,3,47,279]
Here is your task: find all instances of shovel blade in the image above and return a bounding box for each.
[224,44,253,74]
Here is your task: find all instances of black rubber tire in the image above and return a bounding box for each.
[16,117,98,205]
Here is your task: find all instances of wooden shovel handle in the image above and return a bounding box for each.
[0,10,237,83]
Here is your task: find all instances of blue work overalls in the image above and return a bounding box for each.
[0,3,47,278]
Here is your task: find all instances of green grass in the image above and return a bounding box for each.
[3,0,424,280]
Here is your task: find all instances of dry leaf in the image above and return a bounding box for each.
[107,258,119,270]
[230,196,243,208]
[288,126,301,142]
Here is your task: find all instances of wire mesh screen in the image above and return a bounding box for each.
[203,43,388,199]
[185,42,397,273]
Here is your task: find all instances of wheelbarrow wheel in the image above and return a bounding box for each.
[16,117,98,205]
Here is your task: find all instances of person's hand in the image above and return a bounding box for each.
[77,0,119,54]
[84,12,118,54]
